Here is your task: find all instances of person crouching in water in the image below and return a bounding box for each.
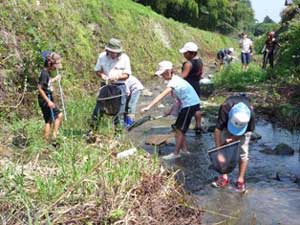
[141,61,200,157]
[37,52,63,145]
[212,95,255,192]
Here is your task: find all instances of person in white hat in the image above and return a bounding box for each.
[212,95,255,192]
[141,61,200,157]
[179,42,204,135]
[90,38,132,131]
[215,48,235,70]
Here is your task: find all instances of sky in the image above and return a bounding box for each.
[250,0,285,22]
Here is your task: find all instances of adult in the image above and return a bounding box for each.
[91,38,131,130]
[239,33,253,72]
[212,95,255,192]
[261,31,281,69]
[179,42,203,134]
[141,61,200,156]
[215,48,235,70]
[37,51,64,145]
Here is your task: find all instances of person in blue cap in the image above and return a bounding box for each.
[212,95,255,192]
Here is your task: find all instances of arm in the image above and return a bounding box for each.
[96,70,109,80]
[141,87,172,112]
[181,61,192,78]
[38,85,55,108]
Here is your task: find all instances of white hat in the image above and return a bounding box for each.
[155,61,173,77]
[228,47,234,53]
[179,42,198,53]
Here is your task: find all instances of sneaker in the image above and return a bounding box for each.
[235,181,246,193]
[211,176,229,188]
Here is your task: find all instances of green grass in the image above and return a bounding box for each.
[213,62,267,91]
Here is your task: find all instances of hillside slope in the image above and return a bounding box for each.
[0,0,236,117]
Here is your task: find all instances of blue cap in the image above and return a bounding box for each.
[227,102,251,136]
[41,50,52,63]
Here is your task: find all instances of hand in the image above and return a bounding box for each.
[141,106,150,113]
[48,101,55,109]
[56,74,61,81]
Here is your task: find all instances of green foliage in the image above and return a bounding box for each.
[213,63,267,91]
[274,21,300,83]
[254,22,280,37]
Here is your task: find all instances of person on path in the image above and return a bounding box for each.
[212,95,255,192]
[179,42,203,135]
[239,33,253,72]
[215,48,235,70]
[91,38,131,131]
[37,51,64,145]
[261,31,281,69]
[124,75,144,127]
[141,61,200,157]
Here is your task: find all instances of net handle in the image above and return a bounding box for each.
[207,140,240,153]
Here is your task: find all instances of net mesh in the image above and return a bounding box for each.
[208,141,240,174]
[97,85,121,116]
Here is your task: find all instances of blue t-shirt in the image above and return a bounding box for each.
[167,75,200,108]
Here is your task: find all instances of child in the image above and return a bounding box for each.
[141,61,200,156]
[37,51,63,145]
[124,75,144,127]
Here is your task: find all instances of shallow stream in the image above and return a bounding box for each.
[130,116,300,225]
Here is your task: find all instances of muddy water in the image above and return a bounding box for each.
[129,117,300,225]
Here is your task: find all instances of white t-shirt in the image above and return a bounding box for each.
[239,38,253,53]
[167,75,200,108]
[125,75,144,95]
[94,52,132,84]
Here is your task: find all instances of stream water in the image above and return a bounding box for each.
[129,116,300,225]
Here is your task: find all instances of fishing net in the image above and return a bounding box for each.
[208,141,240,174]
[97,84,122,116]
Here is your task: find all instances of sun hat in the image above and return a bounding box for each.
[155,61,173,77]
[179,42,198,53]
[105,38,123,53]
[228,47,234,53]
[227,102,251,136]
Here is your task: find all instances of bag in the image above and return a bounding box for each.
[97,84,122,116]
[208,140,240,174]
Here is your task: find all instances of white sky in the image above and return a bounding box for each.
[250,0,286,22]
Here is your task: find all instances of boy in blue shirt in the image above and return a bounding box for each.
[141,61,200,156]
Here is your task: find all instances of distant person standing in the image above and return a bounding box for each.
[239,33,253,72]
[261,31,280,69]
[38,51,64,145]
[179,42,204,134]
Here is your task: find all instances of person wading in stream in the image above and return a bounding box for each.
[141,61,200,157]
[89,38,131,134]
[179,42,204,135]
[37,51,64,146]
[212,95,255,192]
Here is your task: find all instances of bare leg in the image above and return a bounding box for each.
[181,135,188,152]
[53,112,63,139]
[175,129,185,155]
[44,122,51,143]
[195,110,202,129]
[237,160,248,183]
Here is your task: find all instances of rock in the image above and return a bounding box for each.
[157,104,165,108]
[12,134,28,149]
[142,89,153,97]
[260,143,295,155]
[251,132,262,141]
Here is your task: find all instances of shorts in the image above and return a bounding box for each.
[38,95,61,123]
[173,104,200,133]
[241,52,251,64]
[221,129,251,161]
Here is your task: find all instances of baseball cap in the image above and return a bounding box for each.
[228,47,234,53]
[227,102,251,136]
[155,61,173,77]
[179,42,198,53]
